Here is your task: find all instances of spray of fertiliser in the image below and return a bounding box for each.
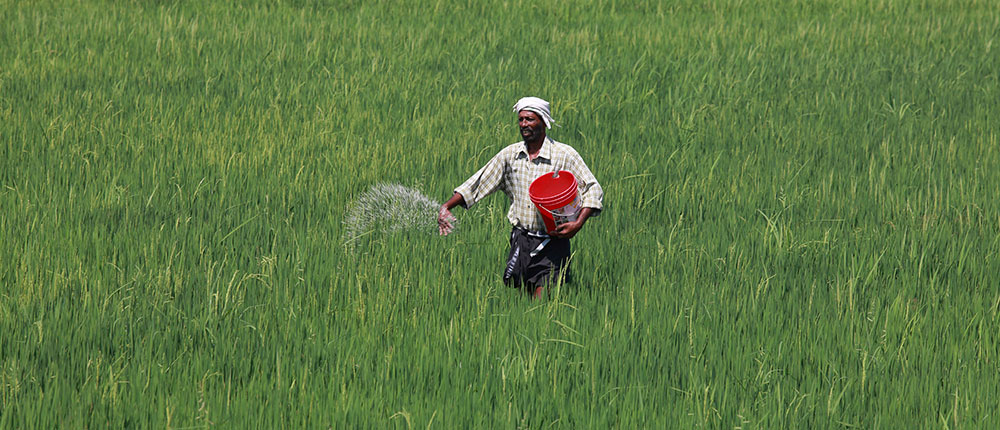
[342,183,452,249]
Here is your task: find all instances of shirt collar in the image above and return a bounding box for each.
[517,137,554,161]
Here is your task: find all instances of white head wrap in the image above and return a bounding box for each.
[513,96,558,129]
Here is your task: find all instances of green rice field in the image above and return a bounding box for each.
[2,0,999,427]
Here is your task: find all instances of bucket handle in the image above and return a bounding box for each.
[534,201,580,218]
[535,203,554,216]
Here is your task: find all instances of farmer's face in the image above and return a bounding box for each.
[518,110,544,141]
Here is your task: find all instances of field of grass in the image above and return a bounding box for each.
[2,0,999,427]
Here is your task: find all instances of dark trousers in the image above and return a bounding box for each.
[503,226,571,289]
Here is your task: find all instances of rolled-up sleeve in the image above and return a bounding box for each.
[454,152,505,208]
[569,149,603,214]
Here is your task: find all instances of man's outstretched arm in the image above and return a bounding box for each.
[440,151,506,236]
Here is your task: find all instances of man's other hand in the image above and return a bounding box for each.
[550,208,594,239]
[550,220,583,239]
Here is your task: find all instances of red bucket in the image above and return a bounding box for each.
[529,171,582,234]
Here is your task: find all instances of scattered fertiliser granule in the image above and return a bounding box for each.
[343,183,452,247]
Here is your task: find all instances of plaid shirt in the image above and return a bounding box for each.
[455,137,603,232]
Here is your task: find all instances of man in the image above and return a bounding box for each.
[437,97,603,298]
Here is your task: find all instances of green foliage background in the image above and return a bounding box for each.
[1,0,998,427]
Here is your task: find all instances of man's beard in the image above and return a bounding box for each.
[521,125,543,141]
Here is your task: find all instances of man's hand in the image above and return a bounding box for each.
[438,193,467,236]
[438,205,457,235]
